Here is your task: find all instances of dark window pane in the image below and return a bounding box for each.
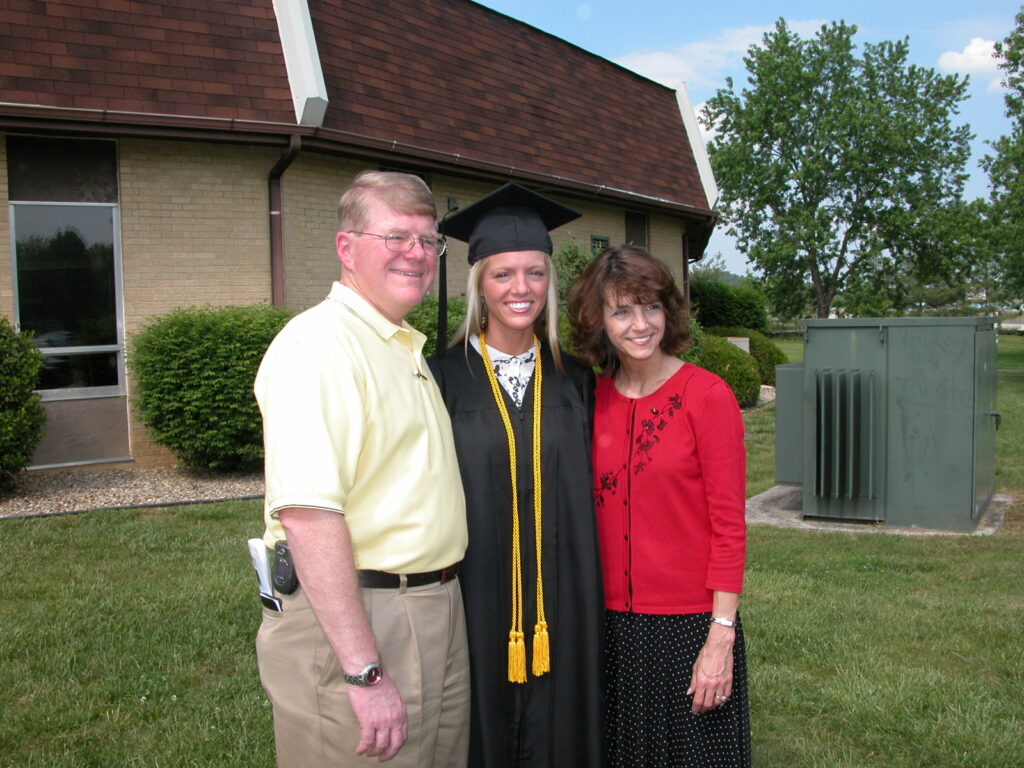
[625,211,648,248]
[15,205,117,346]
[7,135,118,203]
[38,351,119,390]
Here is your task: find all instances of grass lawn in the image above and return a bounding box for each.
[999,332,1024,371]
[2,336,1022,766]
[774,336,804,363]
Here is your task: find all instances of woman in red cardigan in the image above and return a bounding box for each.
[568,245,751,767]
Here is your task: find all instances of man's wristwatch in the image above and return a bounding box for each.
[343,661,384,687]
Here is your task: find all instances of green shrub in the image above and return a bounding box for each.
[690,277,769,332]
[690,278,732,327]
[705,326,788,386]
[129,304,292,472]
[405,294,468,357]
[554,236,597,314]
[729,286,770,331]
[0,316,46,492]
[683,331,760,408]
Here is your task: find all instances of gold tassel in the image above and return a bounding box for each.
[509,631,527,683]
[532,621,550,676]
[482,333,550,684]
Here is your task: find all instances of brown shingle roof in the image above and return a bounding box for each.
[311,0,709,210]
[0,0,294,122]
[0,0,712,213]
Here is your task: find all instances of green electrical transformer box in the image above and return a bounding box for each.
[775,317,998,532]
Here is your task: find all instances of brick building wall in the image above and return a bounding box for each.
[2,136,695,470]
[280,154,362,313]
[119,138,277,465]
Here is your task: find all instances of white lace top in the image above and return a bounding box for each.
[470,334,537,409]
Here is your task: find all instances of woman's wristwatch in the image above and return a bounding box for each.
[711,616,735,628]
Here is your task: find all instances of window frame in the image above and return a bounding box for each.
[624,210,649,249]
[9,199,126,402]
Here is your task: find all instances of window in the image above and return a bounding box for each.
[591,236,610,254]
[625,211,648,249]
[8,135,123,399]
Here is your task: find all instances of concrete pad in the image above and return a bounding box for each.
[746,484,1011,536]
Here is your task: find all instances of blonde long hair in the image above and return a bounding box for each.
[450,252,563,371]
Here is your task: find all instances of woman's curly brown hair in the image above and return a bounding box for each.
[567,245,690,375]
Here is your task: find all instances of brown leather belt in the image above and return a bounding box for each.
[357,562,460,589]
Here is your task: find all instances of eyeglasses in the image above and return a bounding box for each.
[348,231,447,257]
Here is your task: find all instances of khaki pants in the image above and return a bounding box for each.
[257,579,470,768]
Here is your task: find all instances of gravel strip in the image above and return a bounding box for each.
[0,467,263,519]
[1,385,776,520]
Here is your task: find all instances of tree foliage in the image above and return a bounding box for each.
[983,9,1024,299]
[702,19,974,318]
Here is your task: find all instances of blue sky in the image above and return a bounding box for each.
[474,0,1021,273]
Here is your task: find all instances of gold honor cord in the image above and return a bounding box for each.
[480,333,549,682]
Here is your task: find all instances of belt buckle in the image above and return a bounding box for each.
[440,563,458,584]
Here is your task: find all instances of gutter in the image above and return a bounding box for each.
[268,135,302,307]
[0,103,718,249]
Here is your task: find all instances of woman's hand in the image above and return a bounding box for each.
[687,622,735,713]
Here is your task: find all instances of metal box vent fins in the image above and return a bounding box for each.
[813,368,877,500]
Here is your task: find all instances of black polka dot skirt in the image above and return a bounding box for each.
[604,610,752,768]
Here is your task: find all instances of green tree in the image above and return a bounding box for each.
[689,252,731,282]
[983,9,1024,300]
[702,19,974,318]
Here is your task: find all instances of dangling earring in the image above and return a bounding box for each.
[480,297,489,330]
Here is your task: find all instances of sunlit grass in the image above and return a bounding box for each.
[0,501,275,768]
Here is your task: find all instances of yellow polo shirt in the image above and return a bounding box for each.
[255,282,467,573]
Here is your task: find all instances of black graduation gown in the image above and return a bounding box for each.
[429,344,605,768]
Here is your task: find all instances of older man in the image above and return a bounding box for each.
[255,171,469,767]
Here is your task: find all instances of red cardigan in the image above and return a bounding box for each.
[592,363,747,615]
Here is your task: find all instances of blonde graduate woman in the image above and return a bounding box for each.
[569,245,752,768]
[428,183,604,768]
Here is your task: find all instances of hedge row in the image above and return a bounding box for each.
[125,297,773,474]
[690,278,769,332]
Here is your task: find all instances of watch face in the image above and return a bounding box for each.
[365,665,383,686]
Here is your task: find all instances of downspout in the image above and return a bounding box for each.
[268,134,302,307]
[682,235,691,308]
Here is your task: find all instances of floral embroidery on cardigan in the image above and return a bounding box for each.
[595,391,684,509]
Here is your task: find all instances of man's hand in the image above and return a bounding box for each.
[348,675,409,761]
[279,508,409,760]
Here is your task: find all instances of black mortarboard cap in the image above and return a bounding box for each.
[434,183,580,357]
[440,182,581,264]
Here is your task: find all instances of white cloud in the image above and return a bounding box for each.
[937,37,1003,91]
[613,19,828,91]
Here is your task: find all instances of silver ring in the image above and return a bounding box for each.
[715,695,729,702]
